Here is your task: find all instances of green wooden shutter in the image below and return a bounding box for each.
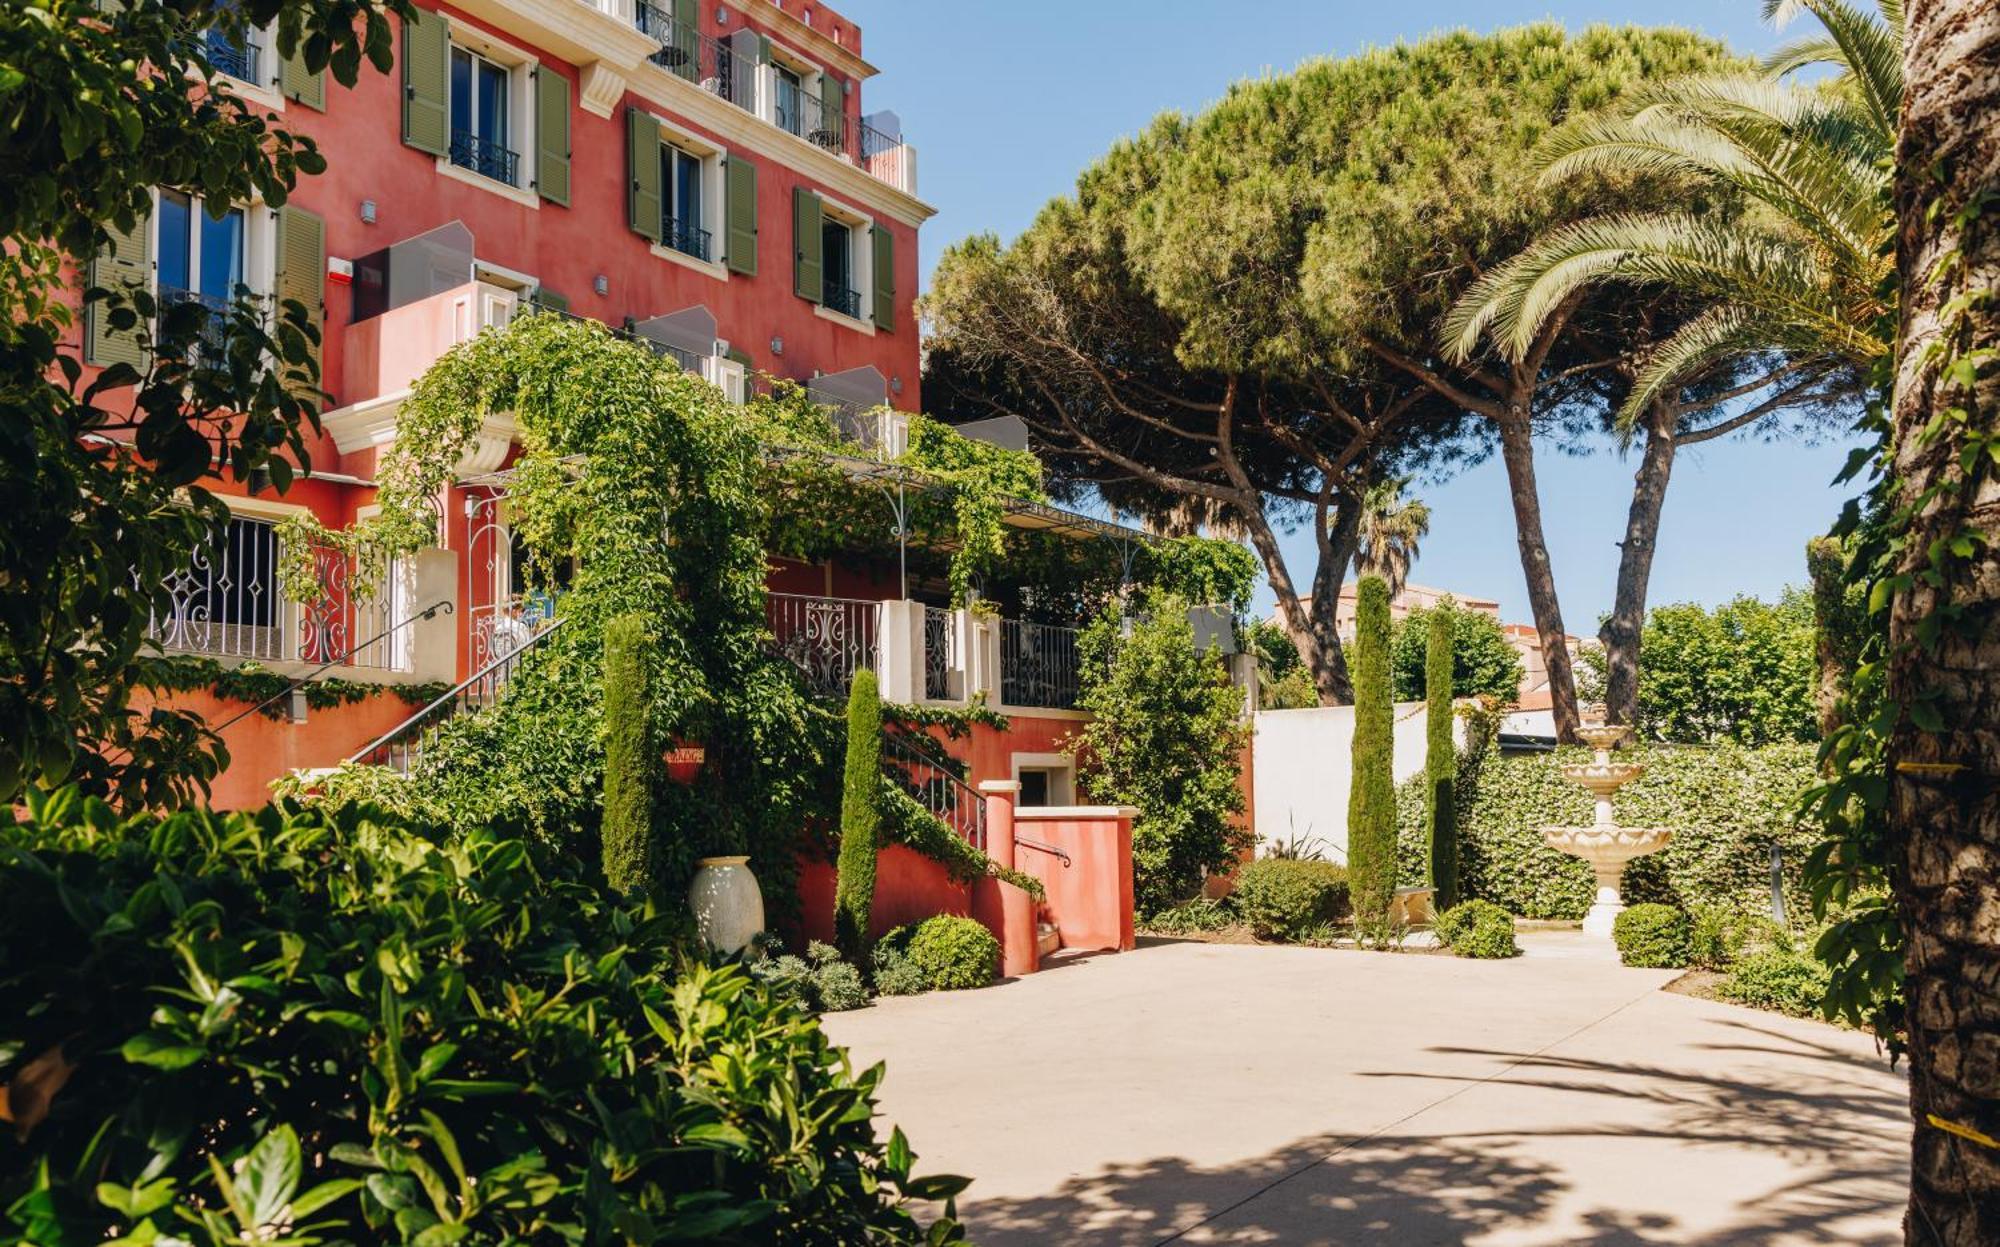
[725,154,758,276]
[533,287,569,315]
[85,204,152,369]
[627,108,662,243]
[870,224,894,331]
[274,204,325,381]
[668,0,698,82]
[820,76,845,149]
[280,45,324,109]
[792,188,822,302]
[401,8,449,157]
[534,67,570,206]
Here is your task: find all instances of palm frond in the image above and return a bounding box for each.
[1619,304,1765,426]
[1759,0,1902,135]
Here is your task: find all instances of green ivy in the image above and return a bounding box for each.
[143,656,449,721]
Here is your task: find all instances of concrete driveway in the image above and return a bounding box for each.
[823,937,1909,1245]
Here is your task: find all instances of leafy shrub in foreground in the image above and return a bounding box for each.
[1613,903,1692,968]
[905,915,999,990]
[0,789,963,1244]
[1232,859,1350,942]
[1718,946,1834,1019]
[1435,899,1519,959]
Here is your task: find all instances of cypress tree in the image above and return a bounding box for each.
[1425,602,1459,910]
[1347,576,1397,931]
[601,613,655,893]
[835,668,883,958]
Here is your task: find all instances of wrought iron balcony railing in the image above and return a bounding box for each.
[923,606,955,701]
[448,129,520,187]
[768,592,880,697]
[822,280,862,319]
[663,213,712,262]
[205,30,261,83]
[158,286,232,365]
[634,5,757,110]
[1000,618,1081,710]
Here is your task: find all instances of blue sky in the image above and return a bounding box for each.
[844,0,1865,627]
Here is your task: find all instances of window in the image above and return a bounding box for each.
[821,217,858,316]
[1015,764,1074,807]
[775,65,803,136]
[157,189,245,356]
[450,46,517,186]
[205,25,261,84]
[661,145,709,261]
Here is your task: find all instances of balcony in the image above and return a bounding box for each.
[449,129,521,187]
[767,592,881,696]
[773,596,1084,712]
[205,29,261,83]
[821,279,862,319]
[630,7,919,195]
[999,619,1081,711]
[149,514,409,672]
[662,212,712,262]
[341,277,521,408]
[158,286,232,366]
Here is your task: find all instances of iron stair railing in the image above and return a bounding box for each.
[347,616,568,772]
[881,727,987,851]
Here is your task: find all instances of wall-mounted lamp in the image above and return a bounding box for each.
[716,5,729,22]
[715,338,731,355]
[889,375,903,394]
[359,199,377,225]
[594,274,609,296]
[287,688,310,724]
[769,335,784,356]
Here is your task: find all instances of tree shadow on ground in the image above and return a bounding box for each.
[962,1018,1905,1246]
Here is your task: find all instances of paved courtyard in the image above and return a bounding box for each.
[823,936,1910,1245]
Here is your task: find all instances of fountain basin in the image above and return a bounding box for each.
[1542,826,1673,936]
[1558,761,1646,796]
[1575,725,1632,752]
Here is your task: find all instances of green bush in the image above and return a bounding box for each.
[1435,899,1519,959]
[1718,947,1833,1019]
[836,669,884,958]
[1613,903,1691,968]
[755,941,873,1012]
[870,943,929,996]
[1232,859,1350,942]
[1348,577,1397,929]
[1395,741,1822,920]
[906,915,1000,990]
[1391,603,1525,703]
[0,789,964,1244]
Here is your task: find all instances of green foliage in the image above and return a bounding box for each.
[1424,606,1460,909]
[1134,537,1260,617]
[0,788,965,1243]
[754,941,870,1013]
[869,943,928,997]
[1613,903,1692,968]
[600,613,656,894]
[904,916,999,991]
[878,781,1044,900]
[1246,620,1319,710]
[1435,899,1520,959]
[1719,946,1834,1020]
[1075,598,1251,914]
[2,0,412,807]
[836,670,884,957]
[1231,859,1350,942]
[1624,591,1818,745]
[1348,577,1397,928]
[1139,896,1237,935]
[1804,536,1869,730]
[1391,605,1525,704]
[1394,742,1824,920]
[144,656,450,720]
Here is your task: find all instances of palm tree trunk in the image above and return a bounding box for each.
[1891,4,2000,1241]
[1496,405,1582,743]
[1602,402,1677,730]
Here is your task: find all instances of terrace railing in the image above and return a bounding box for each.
[923,606,955,701]
[634,5,757,109]
[349,616,567,772]
[1000,618,1081,710]
[768,593,880,696]
[882,728,986,850]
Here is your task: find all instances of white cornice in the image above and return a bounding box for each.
[451,0,661,75]
[577,60,626,118]
[734,0,876,81]
[323,392,519,476]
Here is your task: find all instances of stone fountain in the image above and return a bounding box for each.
[1542,724,1672,938]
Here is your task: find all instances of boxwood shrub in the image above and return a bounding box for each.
[1232,859,1351,942]
[905,915,1000,990]
[1434,899,1519,959]
[1718,947,1834,1019]
[1396,741,1821,919]
[0,789,965,1245]
[1612,903,1691,968]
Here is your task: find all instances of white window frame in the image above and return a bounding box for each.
[812,191,875,335]
[193,19,286,112]
[437,29,540,210]
[146,187,278,329]
[646,114,729,282]
[1011,753,1077,807]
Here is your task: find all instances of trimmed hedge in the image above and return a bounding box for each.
[1396,741,1821,920]
[1435,899,1518,959]
[905,915,999,990]
[1233,858,1350,941]
[1718,946,1833,1018]
[1613,903,1691,968]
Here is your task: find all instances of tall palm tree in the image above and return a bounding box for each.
[1354,477,1431,599]
[1444,0,1901,420]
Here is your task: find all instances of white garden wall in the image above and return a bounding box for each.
[1251,702,1461,864]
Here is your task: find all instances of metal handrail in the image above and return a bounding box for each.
[1014,835,1073,868]
[347,615,567,769]
[881,727,987,850]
